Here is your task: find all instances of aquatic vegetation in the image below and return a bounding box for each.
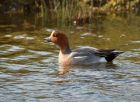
[0,0,140,25]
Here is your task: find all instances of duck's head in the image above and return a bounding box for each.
[45,31,70,51]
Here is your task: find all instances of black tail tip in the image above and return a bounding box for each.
[105,51,124,62]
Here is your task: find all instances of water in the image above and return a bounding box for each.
[0,15,140,102]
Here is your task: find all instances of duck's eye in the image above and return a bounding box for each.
[53,33,57,37]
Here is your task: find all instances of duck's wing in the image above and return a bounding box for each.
[72,47,123,63]
[94,49,115,57]
[72,47,98,56]
[71,47,102,64]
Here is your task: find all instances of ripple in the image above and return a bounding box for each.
[121,51,140,58]
[0,58,9,62]
[131,48,140,51]
[4,34,12,38]
[0,63,27,70]
[131,40,140,44]
[2,69,32,75]
[28,50,52,56]
[11,55,37,61]
[7,46,24,52]
[80,33,96,37]
[13,34,34,40]
[46,28,55,32]
[0,73,12,78]
[0,45,25,55]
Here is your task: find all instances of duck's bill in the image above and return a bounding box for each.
[44,37,51,42]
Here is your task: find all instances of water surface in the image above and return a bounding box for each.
[0,15,140,102]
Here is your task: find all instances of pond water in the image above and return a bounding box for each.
[0,15,140,102]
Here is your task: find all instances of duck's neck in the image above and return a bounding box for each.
[57,36,71,54]
[60,45,71,54]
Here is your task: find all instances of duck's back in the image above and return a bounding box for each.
[70,46,123,65]
[70,47,105,65]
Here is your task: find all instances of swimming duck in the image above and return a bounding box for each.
[45,31,123,66]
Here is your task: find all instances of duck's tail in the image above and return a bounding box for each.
[105,50,124,62]
[95,49,124,62]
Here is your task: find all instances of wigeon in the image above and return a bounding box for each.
[45,31,123,66]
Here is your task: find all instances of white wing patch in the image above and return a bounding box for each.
[73,56,88,59]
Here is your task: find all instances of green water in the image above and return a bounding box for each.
[0,14,140,102]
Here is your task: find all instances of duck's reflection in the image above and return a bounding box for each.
[58,65,72,75]
[58,62,118,75]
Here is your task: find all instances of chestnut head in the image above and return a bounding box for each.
[45,31,69,47]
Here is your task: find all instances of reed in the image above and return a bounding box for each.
[0,0,139,25]
[45,0,94,25]
[44,0,140,25]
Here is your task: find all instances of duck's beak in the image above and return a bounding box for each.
[44,37,51,42]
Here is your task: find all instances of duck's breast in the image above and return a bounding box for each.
[59,52,72,66]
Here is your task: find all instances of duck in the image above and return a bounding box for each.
[45,31,123,66]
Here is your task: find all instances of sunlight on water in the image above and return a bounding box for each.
[0,15,140,102]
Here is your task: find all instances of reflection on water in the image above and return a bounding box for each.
[0,15,140,102]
